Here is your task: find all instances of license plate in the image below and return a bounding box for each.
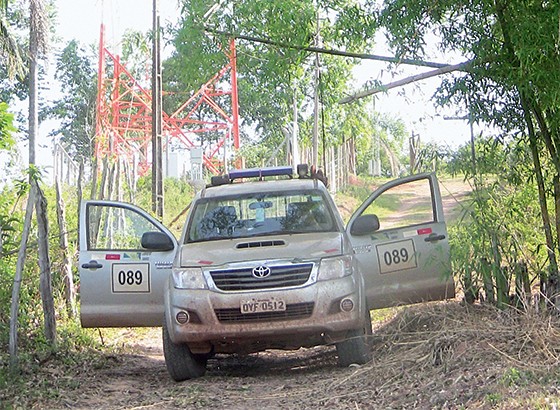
[240,298,286,314]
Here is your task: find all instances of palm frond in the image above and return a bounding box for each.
[0,12,25,79]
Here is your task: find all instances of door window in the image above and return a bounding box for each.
[361,178,435,231]
[87,204,162,250]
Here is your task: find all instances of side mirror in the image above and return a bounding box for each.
[350,214,380,236]
[141,231,174,251]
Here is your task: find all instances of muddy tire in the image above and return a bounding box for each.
[336,309,373,367]
[162,319,207,381]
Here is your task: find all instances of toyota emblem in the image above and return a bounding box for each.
[252,265,271,278]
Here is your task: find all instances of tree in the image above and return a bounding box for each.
[9,0,56,370]
[45,39,97,162]
[165,0,376,167]
[373,0,560,306]
[0,0,28,110]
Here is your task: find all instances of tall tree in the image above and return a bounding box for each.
[373,0,560,303]
[28,0,48,165]
[45,39,97,162]
[10,0,56,370]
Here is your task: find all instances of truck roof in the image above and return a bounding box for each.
[201,178,326,199]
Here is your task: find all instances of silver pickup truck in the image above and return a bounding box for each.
[78,166,454,381]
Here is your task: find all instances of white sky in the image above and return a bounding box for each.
[18,0,473,179]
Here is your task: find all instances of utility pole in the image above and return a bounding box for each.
[312,1,320,169]
[292,83,300,171]
[152,0,164,219]
[409,131,420,173]
[370,97,381,176]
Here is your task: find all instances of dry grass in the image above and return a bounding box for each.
[320,302,560,409]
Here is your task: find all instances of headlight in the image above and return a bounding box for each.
[318,255,353,281]
[172,268,207,289]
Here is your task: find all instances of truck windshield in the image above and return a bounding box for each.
[186,190,336,243]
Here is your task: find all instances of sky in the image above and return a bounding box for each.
[16,0,475,180]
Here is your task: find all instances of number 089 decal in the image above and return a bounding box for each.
[376,239,417,274]
[112,263,150,293]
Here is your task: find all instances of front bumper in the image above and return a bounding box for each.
[164,274,364,354]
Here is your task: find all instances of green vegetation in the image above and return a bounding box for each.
[2,0,560,407]
[0,325,131,406]
[0,175,195,385]
[448,138,549,307]
[0,102,15,150]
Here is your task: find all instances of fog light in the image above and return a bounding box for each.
[176,311,190,324]
[340,298,354,312]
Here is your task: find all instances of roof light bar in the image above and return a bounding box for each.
[209,165,298,187]
[228,166,293,181]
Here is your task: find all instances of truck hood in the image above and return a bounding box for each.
[178,232,344,267]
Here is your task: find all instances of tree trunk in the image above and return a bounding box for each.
[28,25,37,166]
[116,159,122,202]
[480,257,495,304]
[9,183,36,371]
[514,261,531,309]
[90,156,98,201]
[107,161,116,201]
[55,178,77,318]
[380,138,399,177]
[98,156,109,201]
[77,161,83,251]
[35,180,57,344]
[492,233,508,309]
[123,158,134,203]
[524,103,559,303]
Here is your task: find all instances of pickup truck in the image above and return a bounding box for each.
[78,166,454,381]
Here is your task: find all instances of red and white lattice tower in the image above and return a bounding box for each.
[94,24,240,176]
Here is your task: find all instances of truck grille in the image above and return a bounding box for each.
[209,263,313,291]
[215,302,314,323]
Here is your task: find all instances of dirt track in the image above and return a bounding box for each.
[34,301,560,410]
[68,328,351,409]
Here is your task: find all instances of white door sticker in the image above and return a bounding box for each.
[376,239,417,274]
[111,263,151,293]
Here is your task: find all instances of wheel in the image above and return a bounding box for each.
[162,318,207,381]
[336,309,373,367]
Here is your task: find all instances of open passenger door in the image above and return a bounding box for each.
[79,201,177,327]
[347,173,455,309]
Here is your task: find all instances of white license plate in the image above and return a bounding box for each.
[240,298,286,314]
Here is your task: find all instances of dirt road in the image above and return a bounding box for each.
[62,328,360,409]
[36,301,560,410]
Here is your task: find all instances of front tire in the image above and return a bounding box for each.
[336,309,373,367]
[162,318,207,381]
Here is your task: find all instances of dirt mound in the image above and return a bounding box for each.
[9,302,560,409]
